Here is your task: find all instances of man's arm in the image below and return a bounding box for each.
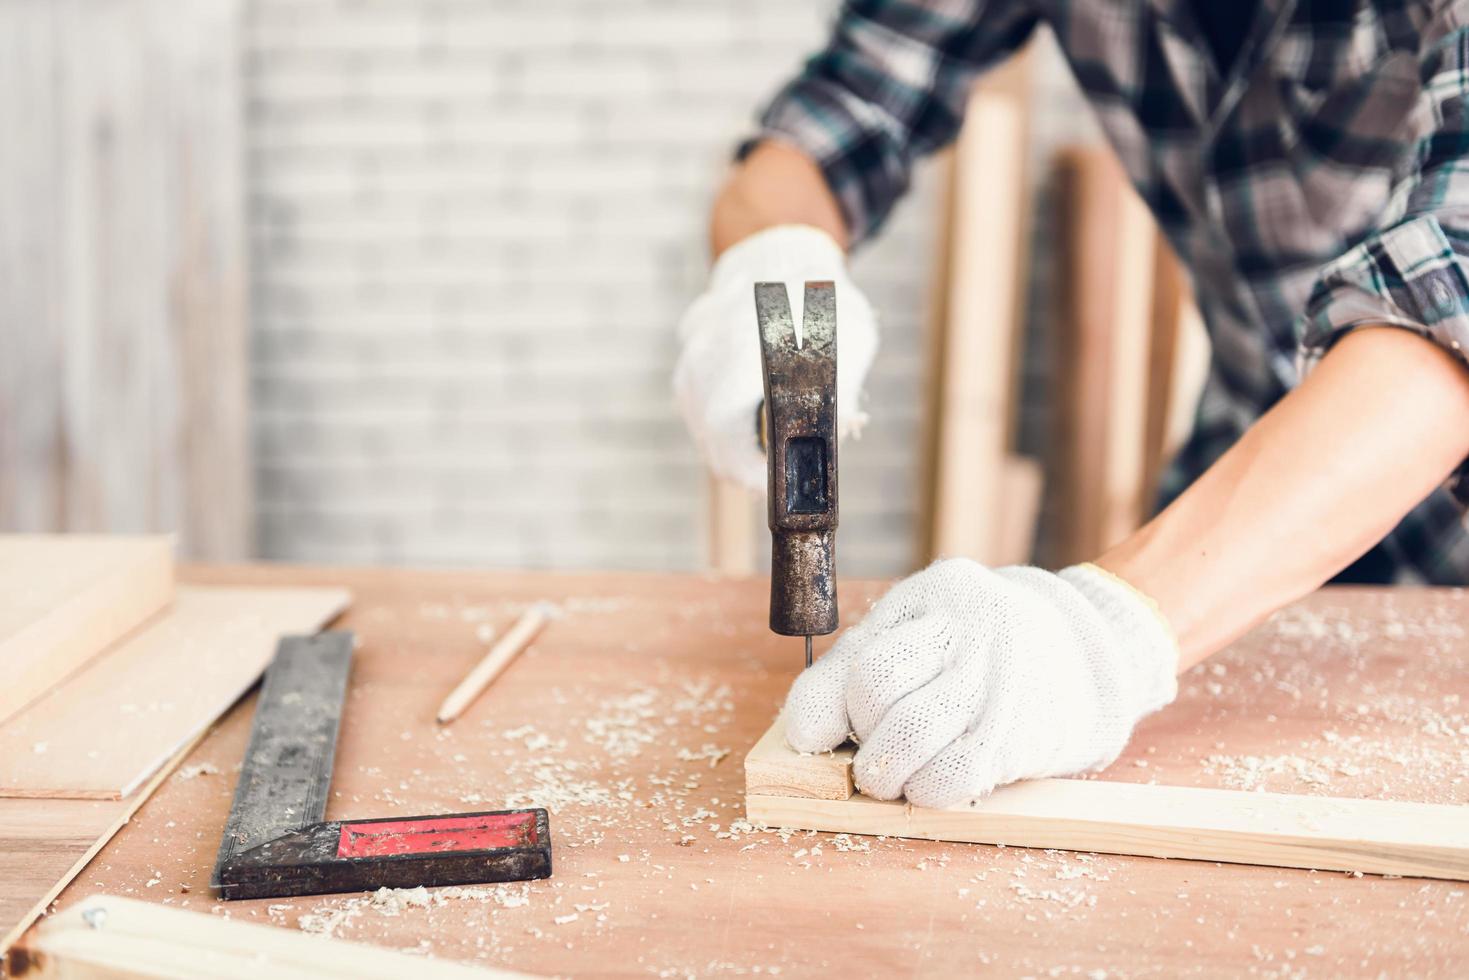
[710,142,848,256]
[783,324,1469,808]
[723,1,1040,254]
[1099,326,1469,670]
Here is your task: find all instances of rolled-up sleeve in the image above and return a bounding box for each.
[1294,38,1469,504]
[746,0,1039,245]
[1296,214,1469,373]
[1297,40,1469,375]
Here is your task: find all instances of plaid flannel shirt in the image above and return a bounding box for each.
[749,0,1469,584]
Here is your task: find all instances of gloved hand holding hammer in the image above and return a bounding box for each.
[672,143,1189,809]
[673,229,878,491]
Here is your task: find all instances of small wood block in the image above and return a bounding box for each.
[742,717,1469,881]
[743,717,853,801]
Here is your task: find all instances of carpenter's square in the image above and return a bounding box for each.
[211,632,552,901]
[756,280,839,669]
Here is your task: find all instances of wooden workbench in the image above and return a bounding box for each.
[41,566,1469,976]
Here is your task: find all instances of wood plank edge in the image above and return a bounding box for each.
[0,728,207,956]
[10,894,532,979]
[744,788,1469,882]
[743,717,854,801]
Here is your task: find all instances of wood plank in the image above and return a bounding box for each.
[0,535,174,726]
[0,0,250,559]
[1163,292,1211,467]
[1142,231,1185,502]
[1140,235,1212,503]
[746,784,1469,882]
[706,476,755,576]
[1052,148,1159,563]
[744,716,1469,881]
[12,895,529,979]
[916,53,1034,570]
[994,454,1043,566]
[921,92,1029,564]
[0,733,202,954]
[0,586,350,800]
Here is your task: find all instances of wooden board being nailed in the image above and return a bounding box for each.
[744,717,1469,881]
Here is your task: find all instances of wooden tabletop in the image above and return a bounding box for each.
[52,565,1469,977]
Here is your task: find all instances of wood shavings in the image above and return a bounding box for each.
[1203,753,1334,791]
[582,689,659,758]
[675,744,731,767]
[298,883,533,938]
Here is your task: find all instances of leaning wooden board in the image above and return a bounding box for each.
[30,568,1469,976]
[746,720,1469,880]
[0,535,174,725]
[0,586,351,799]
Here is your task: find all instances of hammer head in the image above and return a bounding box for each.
[755,281,839,639]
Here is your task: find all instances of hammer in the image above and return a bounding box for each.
[755,281,839,668]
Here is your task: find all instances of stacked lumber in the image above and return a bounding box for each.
[0,535,350,954]
[918,52,1043,568]
[1051,148,1210,564]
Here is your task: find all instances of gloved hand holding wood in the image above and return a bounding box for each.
[783,559,1179,808]
[672,224,879,491]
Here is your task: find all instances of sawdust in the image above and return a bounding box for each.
[299,883,532,938]
[175,762,220,780]
[1203,753,1335,791]
[675,743,731,767]
[583,688,659,758]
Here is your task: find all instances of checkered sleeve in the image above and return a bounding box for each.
[745,0,1039,245]
[1295,212,1469,375]
[1297,39,1469,377]
[1294,35,1469,521]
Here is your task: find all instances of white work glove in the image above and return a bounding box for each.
[673,225,879,491]
[784,559,1179,808]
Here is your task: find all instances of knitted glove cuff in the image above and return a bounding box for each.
[1059,562,1180,718]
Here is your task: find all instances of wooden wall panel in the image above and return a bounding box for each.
[0,0,250,559]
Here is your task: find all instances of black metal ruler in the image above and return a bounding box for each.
[211,631,551,901]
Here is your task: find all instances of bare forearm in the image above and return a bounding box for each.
[1099,327,1469,670]
[710,141,848,257]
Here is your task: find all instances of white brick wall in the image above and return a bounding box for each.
[247,0,1084,575]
